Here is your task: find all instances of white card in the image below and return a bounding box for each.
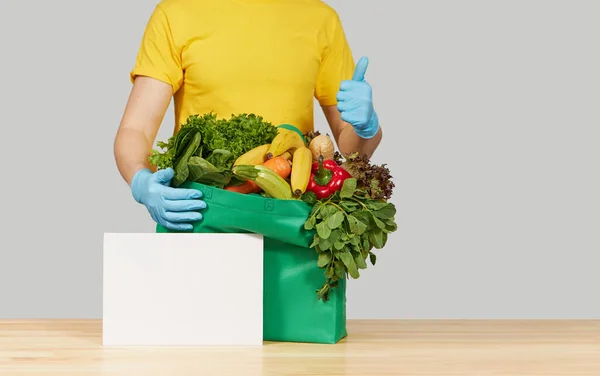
[102,232,264,346]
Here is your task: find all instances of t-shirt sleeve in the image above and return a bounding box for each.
[314,12,356,107]
[130,4,183,92]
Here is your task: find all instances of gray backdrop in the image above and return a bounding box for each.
[1,0,598,319]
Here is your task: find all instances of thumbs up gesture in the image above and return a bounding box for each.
[336,56,380,139]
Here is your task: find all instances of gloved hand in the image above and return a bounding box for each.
[336,56,380,139]
[131,168,206,231]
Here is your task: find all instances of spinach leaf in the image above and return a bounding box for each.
[187,156,231,188]
[172,131,201,187]
[173,127,199,159]
[206,149,234,170]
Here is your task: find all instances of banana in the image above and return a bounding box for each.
[232,165,293,199]
[290,146,312,196]
[265,129,306,160]
[234,144,271,166]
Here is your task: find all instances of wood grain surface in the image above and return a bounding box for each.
[1,319,599,375]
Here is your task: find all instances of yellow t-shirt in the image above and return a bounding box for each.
[130,0,355,135]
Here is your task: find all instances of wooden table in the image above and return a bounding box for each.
[1,319,599,375]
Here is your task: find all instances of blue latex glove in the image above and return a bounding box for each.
[131,168,206,231]
[336,56,380,139]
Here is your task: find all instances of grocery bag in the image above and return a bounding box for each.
[156,181,348,344]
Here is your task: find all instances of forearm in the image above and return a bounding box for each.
[114,76,173,185]
[114,127,154,186]
[337,124,382,159]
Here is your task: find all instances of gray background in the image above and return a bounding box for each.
[0,0,598,319]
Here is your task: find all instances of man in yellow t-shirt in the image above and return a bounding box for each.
[114,0,383,231]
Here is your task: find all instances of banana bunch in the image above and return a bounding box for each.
[233,143,270,166]
[231,125,314,199]
[265,127,306,159]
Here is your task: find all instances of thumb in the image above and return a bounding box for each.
[352,56,369,81]
[154,168,174,185]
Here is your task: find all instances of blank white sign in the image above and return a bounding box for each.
[102,232,264,346]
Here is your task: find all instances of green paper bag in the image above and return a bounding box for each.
[156,181,347,344]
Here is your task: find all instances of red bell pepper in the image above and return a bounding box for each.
[306,155,353,200]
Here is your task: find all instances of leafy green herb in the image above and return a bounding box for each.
[339,177,357,199]
[303,178,398,302]
[301,191,318,206]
